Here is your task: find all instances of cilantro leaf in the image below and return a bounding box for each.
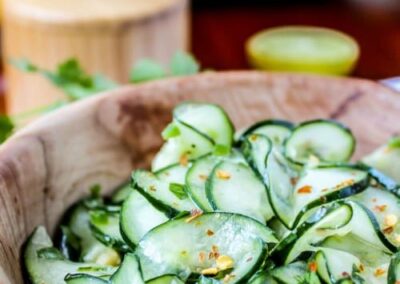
[130,59,166,83]
[0,115,14,143]
[11,58,118,101]
[170,51,200,76]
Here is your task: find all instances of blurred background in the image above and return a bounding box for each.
[1,0,400,120]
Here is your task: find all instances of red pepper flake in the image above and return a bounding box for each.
[359,264,365,272]
[374,204,387,213]
[216,170,231,180]
[199,174,208,180]
[383,226,394,234]
[185,209,203,223]
[250,135,258,142]
[206,229,215,236]
[335,179,355,190]
[198,251,206,263]
[290,177,299,186]
[372,198,377,203]
[297,185,313,194]
[341,272,349,277]
[308,262,317,272]
[374,268,386,277]
[180,154,189,166]
[209,245,220,259]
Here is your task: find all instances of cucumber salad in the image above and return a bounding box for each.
[24,102,400,284]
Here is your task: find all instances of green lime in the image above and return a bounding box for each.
[246,26,360,75]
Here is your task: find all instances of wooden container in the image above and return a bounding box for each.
[2,0,189,114]
[0,72,400,283]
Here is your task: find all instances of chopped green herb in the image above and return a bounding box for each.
[213,144,230,156]
[388,137,400,149]
[0,115,15,143]
[90,210,109,225]
[169,183,188,200]
[90,184,102,198]
[162,123,181,140]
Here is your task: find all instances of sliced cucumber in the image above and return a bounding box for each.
[315,247,361,283]
[68,205,121,266]
[238,119,293,146]
[146,274,184,284]
[111,183,131,204]
[132,170,196,217]
[185,151,245,211]
[351,187,400,247]
[136,212,277,283]
[89,209,129,253]
[121,190,168,247]
[207,160,274,222]
[155,163,189,185]
[362,137,400,183]
[248,272,277,284]
[173,102,234,149]
[284,120,355,165]
[241,133,272,180]
[276,202,353,264]
[24,227,115,284]
[270,261,317,284]
[65,274,108,284]
[266,147,368,228]
[152,120,214,171]
[388,252,400,284]
[110,253,145,284]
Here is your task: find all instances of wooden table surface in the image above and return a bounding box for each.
[2,1,400,113]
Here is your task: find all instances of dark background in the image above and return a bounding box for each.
[191,0,400,79]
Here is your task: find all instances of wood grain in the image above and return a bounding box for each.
[3,0,189,114]
[0,71,399,283]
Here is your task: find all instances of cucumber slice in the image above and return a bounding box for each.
[24,227,115,284]
[363,137,400,183]
[270,261,316,284]
[276,203,353,264]
[174,102,234,149]
[68,205,121,266]
[249,272,277,284]
[241,134,273,180]
[388,252,400,284]
[351,187,400,247]
[284,120,355,165]
[266,148,368,228]
[147,275,184,284]
[111,183,131,204]
[132,170,196,217]
[207,161,274,222]
[65,274,108,284]
[152,120,214,171]
[121,190,168,247]
[155,163,189,184]
[185,151,245,211]
[238,119,293,147]
[279,201,395,265]
[315,248,361,283]
[136,212,277,283]
[89,209,129,253]
[110,253,145,284]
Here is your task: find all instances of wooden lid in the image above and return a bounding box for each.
[4,0,185,26]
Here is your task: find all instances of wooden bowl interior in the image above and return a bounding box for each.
[0,71,399,283]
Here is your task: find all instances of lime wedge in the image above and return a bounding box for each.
[246,26,360,75]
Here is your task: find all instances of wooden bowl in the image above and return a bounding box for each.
[0,71,399,283]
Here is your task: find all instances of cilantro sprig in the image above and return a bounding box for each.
[2,51,200,144]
